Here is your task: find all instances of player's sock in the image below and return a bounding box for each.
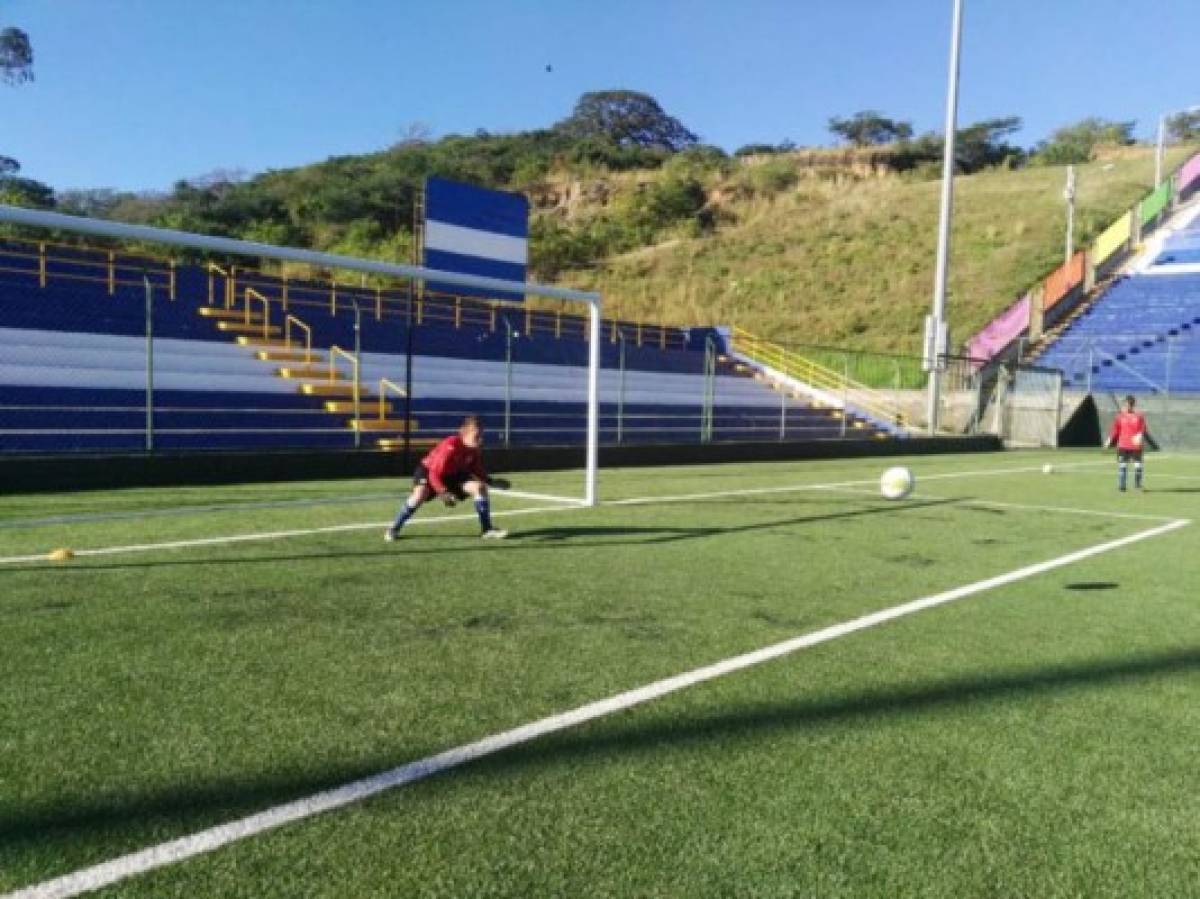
[391,499,419,531]
[1117,462,1127,491]
[474,496,494,533]
[1134,463,1144,489]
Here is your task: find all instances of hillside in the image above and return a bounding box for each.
[557,146,1193,354]
[15,95,1192,355]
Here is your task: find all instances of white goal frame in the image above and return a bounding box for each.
[0,204,602,506]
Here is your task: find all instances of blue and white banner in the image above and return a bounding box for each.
[423,177,529,302]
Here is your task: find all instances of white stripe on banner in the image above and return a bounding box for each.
[424,220,528,265]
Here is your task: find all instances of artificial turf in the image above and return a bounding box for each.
[1,450,1197,897]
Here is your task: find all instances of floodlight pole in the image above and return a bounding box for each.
[925,0,964,436]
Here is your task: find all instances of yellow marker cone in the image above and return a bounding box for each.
[47,548,75,562]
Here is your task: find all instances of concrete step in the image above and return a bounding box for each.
[298,382,373,398]
[199,307,263,321]
[277,366,345,380]
[349,418,418,432]
[256,349,324,363]
[326,400,394,414]
[376,437,439,452]
[217,321,281,336]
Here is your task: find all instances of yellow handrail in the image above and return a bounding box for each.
[731,327,909,431]
[244,287,271,340]
[378,377,407,421]
[284,315,312,364]
[207,263,226,306]
[328,344,359,386]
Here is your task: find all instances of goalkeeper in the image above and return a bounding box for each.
[385,415,511,541]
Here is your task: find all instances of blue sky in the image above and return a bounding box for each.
[4,0,1198,192]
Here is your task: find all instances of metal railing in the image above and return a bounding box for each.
[378,377,407,421]
[730,327,911,431]
[284,315,312,364]
[0,235,176,299]
[244,287,272,341]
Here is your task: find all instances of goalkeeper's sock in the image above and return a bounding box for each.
[391,500,418,531]
[1135,462,1144,489]
[1117,462,1127,491]
[474,497,494,533]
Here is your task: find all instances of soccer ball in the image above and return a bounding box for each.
[1042,464,1055,475]
[880,466,915,501]
[1132,433,1143,448]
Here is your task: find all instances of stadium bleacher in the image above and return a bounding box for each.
[0,239,878,453]
[1036,271,1200,393]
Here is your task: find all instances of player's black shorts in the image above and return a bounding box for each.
[1117,449,1143,463]
[413,464,471,500]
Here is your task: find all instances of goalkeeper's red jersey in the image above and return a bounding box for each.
[1110,411,1147,451]
[421,435,487,493]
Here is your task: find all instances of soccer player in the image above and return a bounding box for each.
[1104,394,1158,491]
[385,415,510,541]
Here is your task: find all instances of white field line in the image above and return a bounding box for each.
[810,485,1181,523]
[0,504,572,567]
[0,461,1121,567]
[493,488,586,506]
[6,516,1189,899]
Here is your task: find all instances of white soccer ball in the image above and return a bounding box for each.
[1042,463,1055,475]
[880,466,915,501]
[1132,433,1143,448]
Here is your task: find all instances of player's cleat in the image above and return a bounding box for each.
[480,528,508,540]
[384,528,399,542]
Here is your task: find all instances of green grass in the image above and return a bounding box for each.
[2,451,1199,897]
[562,147,1197,353]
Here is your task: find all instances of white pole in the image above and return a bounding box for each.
[925,0,964,435]
[1064,164,1076,265]
[1156,114,1165,186]
[584,299,602,507]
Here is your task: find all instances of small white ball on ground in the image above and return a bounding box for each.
[1042,463,1055,475]
[47,547,75,562]
[880,466,915,501]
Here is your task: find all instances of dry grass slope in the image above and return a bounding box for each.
[561,147,1194,354]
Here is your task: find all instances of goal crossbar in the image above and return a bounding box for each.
[0,204,602,505]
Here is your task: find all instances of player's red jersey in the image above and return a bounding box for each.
[421,435,487,493]
[1110,410,1147,452]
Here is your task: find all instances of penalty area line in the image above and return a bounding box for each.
[4,516,1189,899]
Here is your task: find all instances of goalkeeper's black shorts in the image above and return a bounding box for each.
[1117,449,1144,463]
[413,464,471,500]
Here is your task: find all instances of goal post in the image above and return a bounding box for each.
[0,204,602,506]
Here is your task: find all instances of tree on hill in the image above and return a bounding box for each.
[0,21,53,208]
[1032,117,1136,165]
[828,111,913,147]
[1166,110,1200,143]
[897,116,1024,174]
[556,90,699,152]
[0,25,33,84]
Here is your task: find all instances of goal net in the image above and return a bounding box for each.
[0,204,601,507]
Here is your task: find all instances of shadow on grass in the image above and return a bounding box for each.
[4,646,1200,861]
[0,498,961,574]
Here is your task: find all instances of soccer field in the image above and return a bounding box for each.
[3,450,1199,898]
